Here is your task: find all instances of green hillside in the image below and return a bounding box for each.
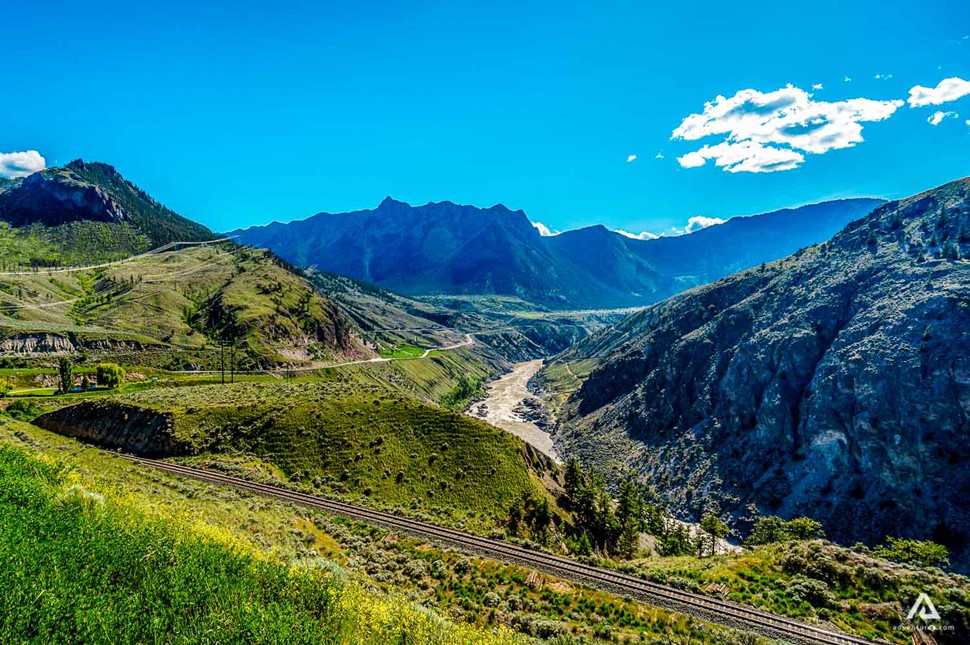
[0,441,520,644]
[34,381,556,529]
[0,245,362,367]
[0,160,215,252]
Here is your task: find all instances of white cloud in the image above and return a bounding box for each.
[615,215,726,240]
[671,84,902,173]
[677,141,805,174]
[615,229,660,240]
[532,221,559,237]
[0,150,46,179]
[812,83,824,90]
[874,73,893,80]
[844,76,852,82]
[928,110,959,126]
[626,154,637,163]
[654,151,664,159]
[908,77,970,107]
[676,215,727,235]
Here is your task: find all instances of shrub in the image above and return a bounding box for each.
[746,516,825,545]
[874,537,950,569]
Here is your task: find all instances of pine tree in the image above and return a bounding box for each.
[616,480,646,558]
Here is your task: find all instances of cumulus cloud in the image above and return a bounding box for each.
[844,76,852,82]
[654,151,664,159]
[928,110,959,126]
[874,73,893,80]
[675,216,726,235]
[531,221,559,237]
[615,215,725,240]
[671,85,902,173]
[615,229,660,240]
[626,154,637,163]
[812,83,824,90]
[908,77,970,107]
[0,150,46,179]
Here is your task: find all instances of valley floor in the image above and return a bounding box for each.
[467,360,559,461]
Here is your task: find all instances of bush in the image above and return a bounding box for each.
[746,516,825,545]
[2,399,43,421]
[874,537,950,569]
[0,378,10,398]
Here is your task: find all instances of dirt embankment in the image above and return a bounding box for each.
[34,400,185,456]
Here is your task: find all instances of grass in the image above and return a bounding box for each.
[378,343,426,359]
[0,245,363,368]
[0,420,766,645]
[35,381,553,530]
[0,437,522,644]
[619,540,970,644]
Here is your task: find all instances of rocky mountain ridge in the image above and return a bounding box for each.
[552,177,970,566]
[233,197,884,309]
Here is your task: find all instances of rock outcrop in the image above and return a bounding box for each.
[34,400,185,456]
[556,177,970,565]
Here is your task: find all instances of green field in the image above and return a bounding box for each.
[0,436,520,644]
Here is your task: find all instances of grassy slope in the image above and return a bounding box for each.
[0,221,152,269]
[0,435,519,644]
[57,381,552,529]
[0,246,362,367]
[0,419,759,644]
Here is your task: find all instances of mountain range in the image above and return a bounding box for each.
[232,197,884,309]
[551,176,970,565]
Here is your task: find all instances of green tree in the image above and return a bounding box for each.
[616,479,646,559]
[0,377,11,398]
[564,457,584,499]
[785,517,825,540]
[58,357,73,393]
[746,516,825,545]
[96,363,126,389]
[658,523,695,557]
[699,514,729,557]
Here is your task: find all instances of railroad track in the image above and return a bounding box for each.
[119,454,876,645]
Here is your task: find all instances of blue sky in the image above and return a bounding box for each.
[3,0,968,236]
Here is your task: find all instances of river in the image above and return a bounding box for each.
[466,359,559,462]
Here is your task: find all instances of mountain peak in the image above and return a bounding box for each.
[378,196,404,209]
[0,158,215,244]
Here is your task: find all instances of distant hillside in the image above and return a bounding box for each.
[551,177,970,566]
[0,162,363,367]
[0,160,215,257]
[233,197,883,309]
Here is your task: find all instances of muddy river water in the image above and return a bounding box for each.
[466,359,560,462]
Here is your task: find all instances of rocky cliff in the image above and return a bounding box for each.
[555,177,970,565]
[34,400,185,456]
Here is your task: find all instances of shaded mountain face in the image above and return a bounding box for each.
[0,160,215,245]
[554,177,970,564]
[233,198,883,309]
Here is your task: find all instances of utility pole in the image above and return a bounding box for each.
[230,343,236,384]
[220,342,225,384]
